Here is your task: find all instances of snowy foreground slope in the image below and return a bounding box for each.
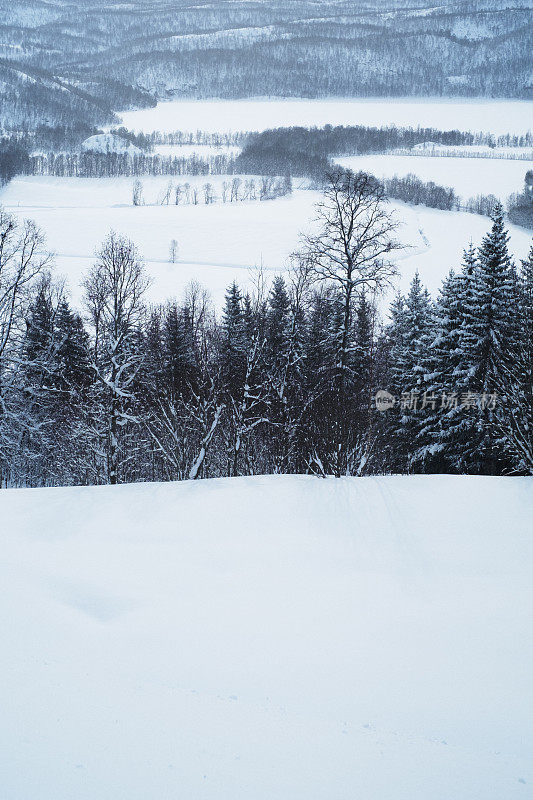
[1,475,532,800]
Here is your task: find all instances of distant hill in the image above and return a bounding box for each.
[0,0,531,131]
[80,133,143,155]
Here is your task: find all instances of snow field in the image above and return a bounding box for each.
[336,154,533,201]
[1,175,531,308]
[1,474,532,799]
[410,143,533,158]
[153,144,242,157]
[118,97,533,137]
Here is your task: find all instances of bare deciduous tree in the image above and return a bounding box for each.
[160,180,174,206]
[0,211,52,483]
[203,183,215,204]
[132,179,144,206]
[302,169,401,372]
[230,177,241,203]
[298,169,402,474]
[83,232,151,484]
[169,239,179,264]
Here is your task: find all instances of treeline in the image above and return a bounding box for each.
[133,175,292,206]
[0,58,155,131]
[27,152,237,179]
[235,124,533,178]
[146,131,248,148]
[508,171,533,230]
[1,171,531,487]
[383,175,457,211]
[0,140,30,186]
[1,124,101,151]
[386,178,504,218]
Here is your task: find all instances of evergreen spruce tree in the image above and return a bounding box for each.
[52,299,94,483]
[160,302,198,401]
[265,277,290,369]
[451,205,520,473]
[414,269,462,470]
[496,244,533,472]
[219,282,247,397]
[381,274,434,472]
[264,276,308,473]
[18,283,57,483]
[301,287,336,473]
[419,245,478,472]
[54,299,92,394]
[351,291,376,472]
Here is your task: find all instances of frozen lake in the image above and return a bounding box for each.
[119,97,533,137]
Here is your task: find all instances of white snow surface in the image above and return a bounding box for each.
[153,143,241,157]
[336,154,533,200]
[118,97,533,137]
[80,133,142,156]
[1,474,532,799]
[411,142,533,158]
[1,175,531,308]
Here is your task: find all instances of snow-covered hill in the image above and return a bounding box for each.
[80,133,142,156]
[1,475,532,799]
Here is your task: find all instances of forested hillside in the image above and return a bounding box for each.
[0,0,531,131]
[1,171,532,487]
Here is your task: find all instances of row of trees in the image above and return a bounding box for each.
[1,171,531,487]
[0,140,30,186]
[26,152,237,179]
[133,175,292,206]
[508,170,533,230]
[383,174,457,211]
[384,175,500,217]
[236,125,533,178]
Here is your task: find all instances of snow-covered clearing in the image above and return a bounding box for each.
[1,175,531,307]
[410,143,533,159]
[81,133,142,156]
[153,143,241,157]
[1,474,532,799]
[118,97,533,137]
[336,154,532,201]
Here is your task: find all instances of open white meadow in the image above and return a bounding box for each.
[153,144,242,157]
[336,154,533,201]
[1,475,531,800]
[1,174,531,307]
[118,97,533,137]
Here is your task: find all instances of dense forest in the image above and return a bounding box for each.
[236,124,533,178]
[0,0,531,132]
[1,169,531,486]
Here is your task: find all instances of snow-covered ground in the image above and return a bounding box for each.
[81,133,143,156]
[153,144,242,158]
[1,175,531,307]
[409,142,533,159]
[336,154,532,200]
[1,474,532,799]
[118,97,533,137]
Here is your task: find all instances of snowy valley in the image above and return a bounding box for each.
[0,2,532,798]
